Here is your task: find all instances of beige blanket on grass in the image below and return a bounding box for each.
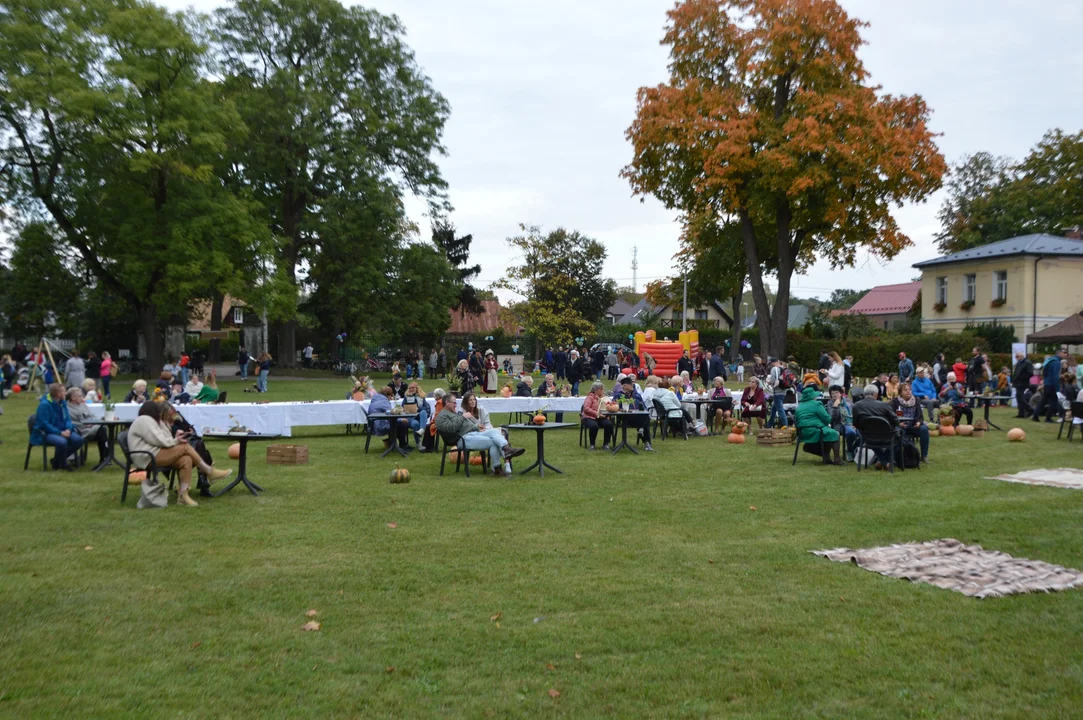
[985,467,1083,490]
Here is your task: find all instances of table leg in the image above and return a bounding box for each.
[213,440,261,497]
[538,431,563,474]
[985,400,1002,430]
[93,425,120,472]
[611,418,639,455]
[381,427,409,458]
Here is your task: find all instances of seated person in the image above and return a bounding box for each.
[884,374,900,400]
[387,373,407,399]
[536,373,564,422]
[459,392,497,433]
[166,404,215,495]
[611,376,653,451]
[192,371,224,404]
[827,385,859,459]
[707,376,733,433]
[435,393,524,476]
[938,382,973,425]
[128,401,230,506]
[124,379,150,404]
[910,369,940,423]
[419,388,446,453]
[80,378,102,404]
[169,383,191,404]
[184,373,203,398]
[368,386,410,449]
[640,374,662,410]
[890,382,930,464]
[740,377,768,428]
[657,378,693,435]
[795,383,843,464]
[156,371,173,396]
[515,375,534,397]
[580,381,614,451]
[31,383,85,470]
[853,385,901,466]
[872,374,888,401]
[66,387,109,466]
[402,381,429,446]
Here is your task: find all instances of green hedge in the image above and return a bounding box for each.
[785,331,988,377]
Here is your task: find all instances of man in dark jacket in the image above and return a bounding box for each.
[555,347,567,380]
[387,373,407,399]
[852,384,899,465]
[677,350,694,378]
[1033,348,1066,423]
[1010,351,1035,418]
[544,347,554,372]
[966,347,984,403]
[708,351,726,382]
[592,348,606,380]
[698,350,712,381]
[817,349,831,382]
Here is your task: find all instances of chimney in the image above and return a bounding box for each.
[1066,226,1082,240]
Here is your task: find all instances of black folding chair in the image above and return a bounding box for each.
[1059,401,1083,442]
[438,431,489,478]
[24,414,56,471]
[792,423,828,465]
[853,415,901,474]
[117,431,175,504]
[652,399,688,440]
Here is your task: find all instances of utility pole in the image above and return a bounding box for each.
[631,246,638,293]
[682,270,688,332]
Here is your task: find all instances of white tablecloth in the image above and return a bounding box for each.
[87,401,366,437]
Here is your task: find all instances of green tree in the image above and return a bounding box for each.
[432,221,482,316]
[0,0,267,371]
[1,223,82,340]
[495,225,617,350]
[215,0,450,366]
[624,0,945,359]
[936,130,1083,254]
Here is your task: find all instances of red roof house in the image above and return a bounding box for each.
[847,281,921,330]
[447,300,521,336]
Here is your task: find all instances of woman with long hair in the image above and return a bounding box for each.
[256,352,271,393]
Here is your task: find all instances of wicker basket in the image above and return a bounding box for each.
[267,444,309,465]
[755,428,795,446]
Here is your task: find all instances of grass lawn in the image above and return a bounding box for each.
[1,377,1082,717]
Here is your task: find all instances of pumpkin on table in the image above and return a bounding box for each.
[532,414,546,425]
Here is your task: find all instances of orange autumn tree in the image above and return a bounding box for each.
[623,0,946,357]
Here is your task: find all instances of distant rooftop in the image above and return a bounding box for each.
[847,281,921,316]
[913,234,1083,269]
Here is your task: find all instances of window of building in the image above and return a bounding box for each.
[935,277,947,305]
[671,309,682,320]
[993,271,1007,301]
[964,274,976,303]
[233,307,244,324]
[884,320,889,329]
[695,309,708,321]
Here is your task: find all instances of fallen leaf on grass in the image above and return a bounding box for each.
[839,596,846,602]
[386,666,395,674]
[749,506,757,511]
[546,663,556,671]
[548,689,561,699]
[84,546,93,551]
[708,559,714,564]
[301,621,321,632]
[490,612,502,622]
[305,609,318,618]
[190,642,201,649]
[386,523,398,529]
[574,653,582,660]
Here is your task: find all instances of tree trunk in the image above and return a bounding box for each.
[730,292,743,363]
[740,210,780,358]
[137,304,164,377]
[209,291,223,364]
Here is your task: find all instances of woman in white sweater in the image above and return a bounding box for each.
[127,402,230,507]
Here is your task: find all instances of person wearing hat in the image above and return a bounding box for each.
[387,373,407,399]
[482,349,498,394]
[612,376,653,451]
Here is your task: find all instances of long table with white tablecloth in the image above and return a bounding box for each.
[88,400,366,437]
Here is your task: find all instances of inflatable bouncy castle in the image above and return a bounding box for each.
[634,329,700,377]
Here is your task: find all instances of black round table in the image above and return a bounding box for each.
[86,419,133,472]
[203,432,281,497]
[365,413,420,457]
[600,410,652,454]
[502,422,576,476]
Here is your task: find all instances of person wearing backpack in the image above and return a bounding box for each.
[767,357,791,428]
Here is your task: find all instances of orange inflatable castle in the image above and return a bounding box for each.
[634,329,699,377]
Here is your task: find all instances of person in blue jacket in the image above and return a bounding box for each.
[1033,347,1067,423]
[31,383,85,469]
[910,368,940,422]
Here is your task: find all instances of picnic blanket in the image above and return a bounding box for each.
[812,538,1083,598]
[985,468,1083,490]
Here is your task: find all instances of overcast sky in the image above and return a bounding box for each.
[170,0,1083,301]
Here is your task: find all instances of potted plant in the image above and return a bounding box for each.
[103,396,116,422]
[990,298,1006,308]
[933,301,947,312]
[959,300,975,311]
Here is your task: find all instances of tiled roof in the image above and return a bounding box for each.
[913,234,1083,268]
[447,300,520,335]
[847,281,921,316]
[607,299,634,318]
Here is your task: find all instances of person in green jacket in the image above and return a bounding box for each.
[794,383,842,465]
